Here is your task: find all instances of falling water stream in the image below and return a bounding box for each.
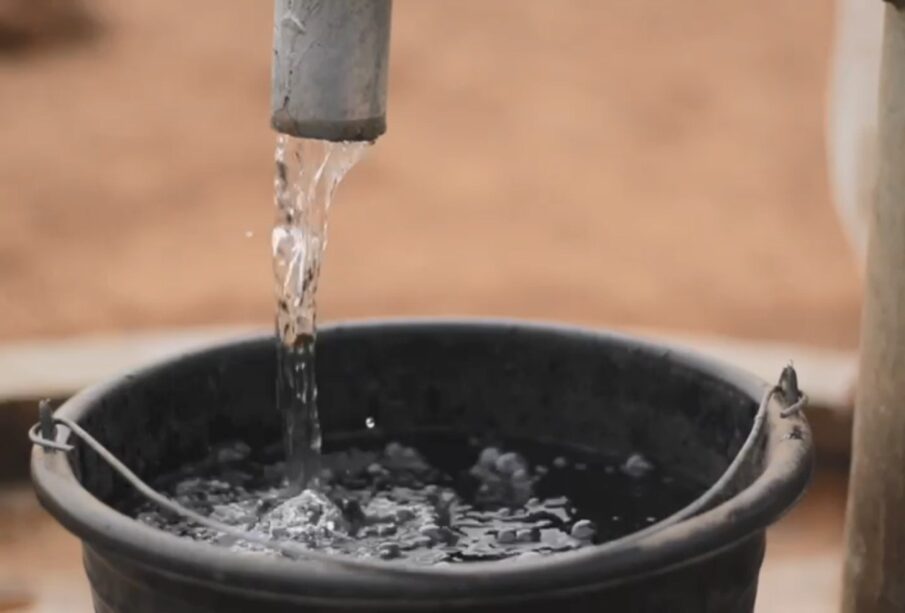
[272,135,369,489]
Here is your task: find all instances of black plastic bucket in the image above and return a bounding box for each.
[31,320,811,613]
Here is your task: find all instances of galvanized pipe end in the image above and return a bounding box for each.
[271,0,391,142]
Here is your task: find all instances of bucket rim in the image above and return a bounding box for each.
[30,318,812,603]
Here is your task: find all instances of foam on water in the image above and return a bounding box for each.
[129,437,701,565]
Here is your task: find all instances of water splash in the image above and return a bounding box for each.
[273,135,369,488]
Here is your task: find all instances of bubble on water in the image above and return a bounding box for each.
[494,452,526,475]
[570,519,596,540]
[497,528,516,544]
[378,543,401,559]
[215,441,251,464]
[478,447,500,467]
[622,453,654,478]
[516,528,540,543]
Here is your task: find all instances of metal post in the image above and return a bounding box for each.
[842,3,905,611]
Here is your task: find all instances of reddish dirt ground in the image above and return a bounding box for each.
[0,0,861,348]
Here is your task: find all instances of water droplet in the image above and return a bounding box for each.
[622,453,654,478]
[365,417,376,429]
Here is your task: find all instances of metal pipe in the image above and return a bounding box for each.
[270,0,391,142]
[842,3,905,612]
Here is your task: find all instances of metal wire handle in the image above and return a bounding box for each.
[772,364,808,418]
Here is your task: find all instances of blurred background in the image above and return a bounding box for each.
[0,0,880,610]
